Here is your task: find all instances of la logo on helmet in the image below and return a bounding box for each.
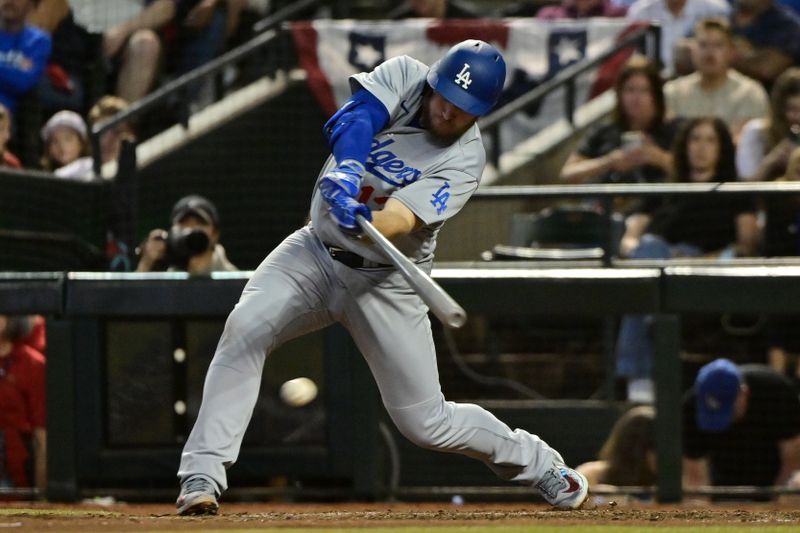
[455,63,472,90]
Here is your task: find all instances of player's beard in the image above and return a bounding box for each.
[419,91,477,144]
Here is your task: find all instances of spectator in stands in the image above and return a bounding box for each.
[577,405,657,489]
[87,94,135,167]
[0,0,51,113]
[136,194,237,274]
[730,0,800,86]
[664,19,768,140]
[388,0,482,18]
[0,103,21,168]
[538,0,627,19]
[737,68,800,181]
[683,358,800,495]
[0,314,46,490]
[627,0,730,75]
[560,56,677,186]
[28,0,90,114]
[68,0,176,103]
[616,117,761,402]
[39,109,94,180]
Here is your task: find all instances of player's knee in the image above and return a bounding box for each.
[389,396,453,450]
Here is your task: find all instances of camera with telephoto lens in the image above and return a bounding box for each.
[164,226,211,268]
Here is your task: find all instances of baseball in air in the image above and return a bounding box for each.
[279,377,318,407]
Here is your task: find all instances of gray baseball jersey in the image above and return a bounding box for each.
[311,55,484,263]
[179,54,568,501]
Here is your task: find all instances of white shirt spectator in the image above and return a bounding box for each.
[627,0,730,75]
[68,0,144,32]
[736,118,768,180]
[54,156,96,181]
[665,70,769,132]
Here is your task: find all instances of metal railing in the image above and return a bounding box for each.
[473,181,800,266]
[478,24,661,169]
[90,0,322,175]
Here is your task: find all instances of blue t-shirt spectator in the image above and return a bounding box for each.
[0,24,51,113]
[733,4,800,64]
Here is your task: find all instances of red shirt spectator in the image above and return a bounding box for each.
[0,341,45,488]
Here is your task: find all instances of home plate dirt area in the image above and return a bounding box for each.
[2,501,800,532]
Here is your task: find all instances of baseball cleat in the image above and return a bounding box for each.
[176,475,219,516]
[535,465,590,510]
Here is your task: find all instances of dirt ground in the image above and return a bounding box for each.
[2,501,800,531]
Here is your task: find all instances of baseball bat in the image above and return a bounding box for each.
[356,214,467,329]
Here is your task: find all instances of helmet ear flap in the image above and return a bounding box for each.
[426,40,506,116]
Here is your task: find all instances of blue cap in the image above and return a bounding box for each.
[695,358,743,432]
[426,40,506,116]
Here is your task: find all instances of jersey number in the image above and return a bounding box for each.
[455,63,472,90]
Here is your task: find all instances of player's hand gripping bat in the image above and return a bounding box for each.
[355,214,467,328]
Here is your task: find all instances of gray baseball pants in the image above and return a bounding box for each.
[178,226,563,492]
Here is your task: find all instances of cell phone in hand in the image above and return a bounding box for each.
[622,131,644,150]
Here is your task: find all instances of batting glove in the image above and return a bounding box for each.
[320,159,365,198]
[319,178,372,235]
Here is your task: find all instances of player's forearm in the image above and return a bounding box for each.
[370,208,416,241]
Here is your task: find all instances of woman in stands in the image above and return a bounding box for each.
[615,117,761,402]
[737,67,800,181]
[559,55,679,186]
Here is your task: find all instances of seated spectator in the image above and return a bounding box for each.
[39,109,94,180]
[0,314,46,490]
[627,0,730,76]
[28,0,88,114]
[737,68,800,181]
[69,0,176,103]
[683,358,800,496]
[730,0,800,86]
[87,94,135,167]
[664,18,768,139]
[538,0,627,19]
[616,117,761,402]
[388,0,482,18]
[136,194,237,274]
[560,56,677,186]
[0,103,21,168]
[0,0,51,114]
[577,406,657,489]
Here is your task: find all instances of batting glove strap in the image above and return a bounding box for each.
[319,179,372,235]
[321,159,365,198]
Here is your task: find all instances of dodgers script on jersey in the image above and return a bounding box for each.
[310,55,486,264]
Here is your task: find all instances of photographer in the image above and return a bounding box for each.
[136,195,237,274]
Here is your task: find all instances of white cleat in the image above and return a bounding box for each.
[535,465,590,510]
[176,475,220,516]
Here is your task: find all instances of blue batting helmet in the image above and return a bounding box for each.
[426,40,506,117]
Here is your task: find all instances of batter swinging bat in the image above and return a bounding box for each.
[356,214,467,329]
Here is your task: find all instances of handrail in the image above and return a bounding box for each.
[473,181,800,199]
[90,0,323,175]
[478,24,661,169]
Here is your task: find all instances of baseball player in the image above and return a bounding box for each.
[176,39,589,515]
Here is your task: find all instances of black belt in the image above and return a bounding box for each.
[326,245,392,269]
